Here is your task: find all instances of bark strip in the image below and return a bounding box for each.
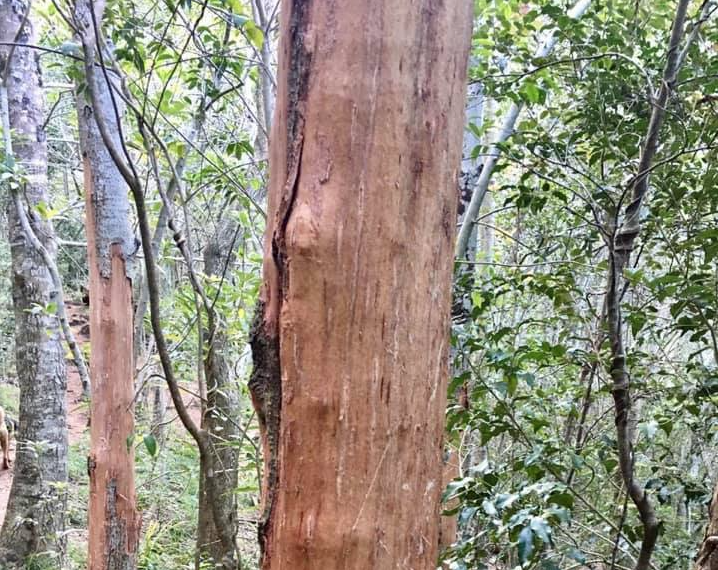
[74,1,141,567]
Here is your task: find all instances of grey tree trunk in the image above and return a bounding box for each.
[440,80,485,555]
[196,221,241,569]
[0,1,69,566]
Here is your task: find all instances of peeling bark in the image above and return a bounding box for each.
[74,0,141,567]
[0,1,69,565]
[249,1,472,568]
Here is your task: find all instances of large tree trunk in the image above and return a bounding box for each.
[0,2,69,566]
[73,1,141,567]
[196,221,241,569]
[248,1,472,568]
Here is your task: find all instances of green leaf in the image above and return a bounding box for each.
[35,201,59,220]
[603,458,618,473]
[244,20,264,49]
[442,477,471,501]
[517,526,534,563]
[507,374,518,396]
[520,82,541,104]
[143,434,158,457]
[548,491,574,509]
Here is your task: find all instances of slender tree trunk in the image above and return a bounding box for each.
[455,0,593,258]
[248,2,472,568]
[604,1,693,568]
[73,1,141,567]
[442,79,485,555]
[0,2,69,565]
[196,221,241,569]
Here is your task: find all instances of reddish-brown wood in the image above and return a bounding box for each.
[250,2,472,568]
[84,164,140,570]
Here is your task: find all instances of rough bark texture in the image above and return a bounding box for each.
[249,1,472,568]
[74,1,141,567]
[696,479,718,570]
[0,1,69,566]
[196,224,241,569]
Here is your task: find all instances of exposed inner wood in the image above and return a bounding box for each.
[85,164,140,570]
[250,1,472,568]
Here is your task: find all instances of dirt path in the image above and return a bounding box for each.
[0,301,90,527]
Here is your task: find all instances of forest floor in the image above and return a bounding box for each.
[0,301,90,527]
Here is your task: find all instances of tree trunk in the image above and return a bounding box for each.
[248,2,472,568]
[604,2,691,568]
[442,79,486,556]
[695,478,718,569]
[0,2,69,566]
[196,222,241,569]
[73,1,141,567]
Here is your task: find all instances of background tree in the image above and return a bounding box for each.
[0,1,69,566]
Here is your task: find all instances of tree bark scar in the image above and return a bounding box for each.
[248,305,282,553]
[249,132,304,555]
[104,478,138,570]
[273,134,304,283]
[248,1,313,559]
[285,0,313,148]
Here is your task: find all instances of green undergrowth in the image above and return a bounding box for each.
[65,418,260,569]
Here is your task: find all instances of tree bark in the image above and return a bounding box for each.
[0,1,69,566]
[248,1,472,568]
[196,221,241,569]
[695,479,718,570]
[73,1,141,567]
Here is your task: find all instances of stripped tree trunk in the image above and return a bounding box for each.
[73,0,141,567]
[248,1,472,568]
[0,1,68,565]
